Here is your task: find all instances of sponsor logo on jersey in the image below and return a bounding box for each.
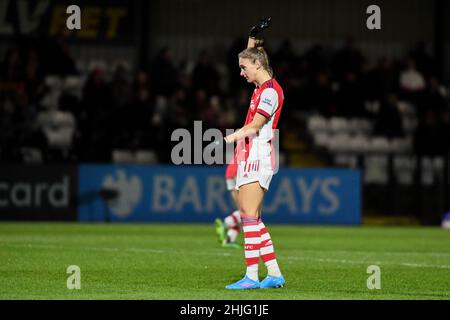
[262,98,272,107]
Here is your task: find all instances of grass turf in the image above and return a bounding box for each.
[0,223,449,300]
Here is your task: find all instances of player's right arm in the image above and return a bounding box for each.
[247,38,257,49]
[247,17,271,48]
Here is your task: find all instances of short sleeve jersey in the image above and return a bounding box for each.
[236,78,284,163]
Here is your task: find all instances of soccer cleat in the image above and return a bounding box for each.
[215,218,226,244]
[260,274,286,289]
[225,275,260,290]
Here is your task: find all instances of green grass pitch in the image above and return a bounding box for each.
[0,222,449,300]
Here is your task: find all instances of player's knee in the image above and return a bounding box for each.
[224,216,236,228]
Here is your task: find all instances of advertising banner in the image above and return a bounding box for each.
[0,165,78,220]
[78,165,361,224]
[0,0,136,44]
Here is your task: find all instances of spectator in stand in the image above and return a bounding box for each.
[440,105,450,152]
[361,57,397,102]
[335,71,366,118]
[417,76,448,117]
[414,110,442,156]
[301,44,328,79]
[78,67,111,161]
[151,47,178,97]
[409,41,436,79]
[399,58,426,104]
[0,47,23,81]
[272,40,297,73]
[332,36,365,81]
[304,70,335,117]
[168,88,191,129]
[373,93,404,139]
[192,50,221,95]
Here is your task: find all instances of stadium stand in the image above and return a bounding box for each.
[0,36,449,223]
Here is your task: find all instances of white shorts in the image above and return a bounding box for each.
[235,158,273,191]
[226,178,237,191]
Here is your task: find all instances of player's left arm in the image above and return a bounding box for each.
[224,113,268,144]
[206,113,267,149]
[225,88,278,144]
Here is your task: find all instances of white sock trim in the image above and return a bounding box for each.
[246,265,259,281]
[266,261,281,277]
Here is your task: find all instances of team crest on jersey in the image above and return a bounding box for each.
[250,92,261,112]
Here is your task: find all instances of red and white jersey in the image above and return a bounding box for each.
[236,78,284,169]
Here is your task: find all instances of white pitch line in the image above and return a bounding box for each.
[296,249,450,257]
[283,255,450,269]
[400,262,450,269]
[2,242,450,269]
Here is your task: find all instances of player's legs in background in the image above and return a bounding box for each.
[215,178,241,247]
[222,189,241,246]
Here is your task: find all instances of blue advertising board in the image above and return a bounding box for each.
[78,165,361,224]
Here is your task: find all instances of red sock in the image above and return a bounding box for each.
[258,220,278,269]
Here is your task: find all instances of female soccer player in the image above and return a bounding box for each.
[221,18,286,289]
[214,22,273,250]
